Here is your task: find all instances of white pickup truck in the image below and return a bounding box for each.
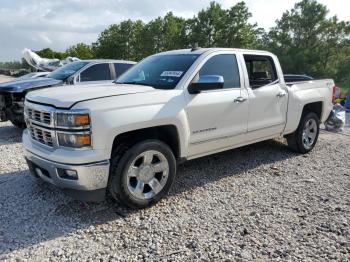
[23,48,335,208]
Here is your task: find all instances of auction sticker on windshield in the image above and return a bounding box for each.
[160,71,183,77]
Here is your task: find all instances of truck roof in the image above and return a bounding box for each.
[157,48,275,57]
[82,59,136,64]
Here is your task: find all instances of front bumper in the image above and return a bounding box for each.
[25,149,110,202]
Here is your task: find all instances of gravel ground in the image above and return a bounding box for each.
[0,121,349,261]
[0,75,15,83]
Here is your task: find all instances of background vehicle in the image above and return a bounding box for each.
[345,91,350,109]
[0,59,135,127]
[17,72,49,80]
[23,48,334,208]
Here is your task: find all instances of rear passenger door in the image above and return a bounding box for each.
[76,63,113,85]
[185,52,248,157]
[243,54,288,139]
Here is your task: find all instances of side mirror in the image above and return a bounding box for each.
[188,75,224,94]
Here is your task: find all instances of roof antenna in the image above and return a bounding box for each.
[191,42,200,51]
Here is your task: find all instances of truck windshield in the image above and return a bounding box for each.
[47,61,89,80]
[116,54,200,89]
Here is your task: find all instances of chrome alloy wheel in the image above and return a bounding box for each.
[302,118,317,149]
[126,150,169,200]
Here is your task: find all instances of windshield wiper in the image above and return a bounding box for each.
[114,81,154,87]
[114,81,137,85]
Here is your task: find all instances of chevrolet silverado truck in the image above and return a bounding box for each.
[0,59,135,127]
[23,48,335,208]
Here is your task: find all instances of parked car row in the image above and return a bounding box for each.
[20,48,335,208]
[0,60,135,127]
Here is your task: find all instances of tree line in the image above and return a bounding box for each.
[1,0,349,88]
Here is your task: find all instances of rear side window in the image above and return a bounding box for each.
[199,54,240,88]
[114,63,134,78]
[244,55,277,88]
[80,63,111,82]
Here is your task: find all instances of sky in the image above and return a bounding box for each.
[0,0,348,61]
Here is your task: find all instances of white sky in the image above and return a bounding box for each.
[0,0,348,61]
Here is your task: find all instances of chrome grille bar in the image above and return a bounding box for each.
[28,125,54,147]
[26,108,52,126]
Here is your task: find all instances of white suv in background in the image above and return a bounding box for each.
[0,59,136,127]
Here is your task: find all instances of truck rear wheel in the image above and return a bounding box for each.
[108,139,176,208]
[286,111,320,154]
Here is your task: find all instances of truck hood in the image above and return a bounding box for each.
[26,83,156,108]
[0,77,63,93]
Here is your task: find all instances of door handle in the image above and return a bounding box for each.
[234,97,247,103]
[276,92,286,98]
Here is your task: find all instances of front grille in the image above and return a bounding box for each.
[27,108,52,125]
[28,125,54,147]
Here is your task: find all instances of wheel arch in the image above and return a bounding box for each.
[302,101,323,120]
[284,100,324,136]
[111,125,181,160]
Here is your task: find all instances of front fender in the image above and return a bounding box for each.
[74,90,191,159]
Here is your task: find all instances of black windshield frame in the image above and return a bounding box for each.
[116,54,200,89]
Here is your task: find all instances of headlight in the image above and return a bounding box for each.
[56,113,90,128]
[57,133,91,148]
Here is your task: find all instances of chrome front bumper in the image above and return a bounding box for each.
[25,149,110,202]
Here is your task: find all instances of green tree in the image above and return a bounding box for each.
[3,0,349,87]
[92,20,145,61]
[162,12,188,51]
[92,24,122,59]
[187,1,260,48]
[0,61,23,69]
[187,2,226,47]
[65,43,94,59]
[265,0,350,84]
[221,2,263,48]
[140,17,164,55]
[138,13,187,56]
[36,48,66,60]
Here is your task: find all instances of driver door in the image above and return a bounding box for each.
[185,53,249,157]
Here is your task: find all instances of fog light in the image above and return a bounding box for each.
[57,168,78,180]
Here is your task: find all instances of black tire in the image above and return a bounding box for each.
[286,111,320,154]
[108,139,176,209]
[10,118,26,128]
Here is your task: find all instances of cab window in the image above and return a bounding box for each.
[80,63,112,82]
[244,55,277,88]
[199,54,240,89]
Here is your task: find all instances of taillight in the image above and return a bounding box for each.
[332,85,336,103]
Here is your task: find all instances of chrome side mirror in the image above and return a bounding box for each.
[188,75,224,94]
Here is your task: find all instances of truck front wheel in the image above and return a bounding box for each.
[108,139,176,208]
[286,111,320,154]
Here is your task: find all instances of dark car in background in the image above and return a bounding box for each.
[0,59,135,127]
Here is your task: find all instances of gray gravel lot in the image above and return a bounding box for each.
[0,75,14,83]
[0,121,349,261]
